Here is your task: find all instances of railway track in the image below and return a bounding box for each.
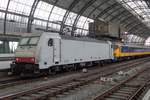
[93,64,150,100]
[0,57,149,100]
[0,57,148,90]
[0,58,145,89]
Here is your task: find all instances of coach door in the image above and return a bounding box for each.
[53,38,61,64]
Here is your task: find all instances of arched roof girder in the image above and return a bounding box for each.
[27,0,39,33]
[103,5,124,20]
[71,0,98,35]
[96,2,120,19]
[80,0,110,34]
[3,0,10,34]
[119,15,134,25]
[125,19,140,29]
[109,10,128,22]
[120,0,143,17]
[46,0,59,31]
[3,0,40,34]
[40,0,150,37]
[1,0,149,38]
[115,13,135,26]
[96,2,138,31]
[120,17,137,27]
[128,23,143,32]
[59,0,81,34]
[109,11,135,28]
[134,27,148,35]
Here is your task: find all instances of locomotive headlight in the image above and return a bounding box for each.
[31,58,34,61]
[16,58,19,62]
[31,58,35,62]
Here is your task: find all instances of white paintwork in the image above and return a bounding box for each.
[15,32,114,70]
[60,39,111,65]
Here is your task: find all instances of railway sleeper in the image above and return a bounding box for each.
[29,93,48,100]
[125,83,143,87]
[119,87,137,92]
[41,89,58,96]
[29,91,56,99]
[20,82,83,100]
[117,89,137,95]
[16,94,44,100]
[101,89,137,100]
[25,89,59,99]
[107,95,128,100]
[117,90,134,95]
[104,98,120,100]
[112,92,131,97]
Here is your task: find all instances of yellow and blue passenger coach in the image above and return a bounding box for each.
[114,45,150,59]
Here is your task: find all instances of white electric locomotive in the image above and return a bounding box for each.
[11,32,114,75]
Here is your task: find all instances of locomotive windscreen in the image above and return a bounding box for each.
[19,36,40,46]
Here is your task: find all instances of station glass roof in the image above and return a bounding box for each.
[118,0,150,27]
[0,0,150,44]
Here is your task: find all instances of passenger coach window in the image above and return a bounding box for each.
[48,39,53,46]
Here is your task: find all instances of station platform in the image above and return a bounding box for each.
[0,54,14,60]
[0,54,14,71]
[0,61,11,70]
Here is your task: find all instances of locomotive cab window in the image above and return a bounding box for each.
[29,37,40,45]
[48,39,53,46]
[19,38,29,45]
[19,36,40,46]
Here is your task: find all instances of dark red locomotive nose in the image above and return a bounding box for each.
[15,57,35,63]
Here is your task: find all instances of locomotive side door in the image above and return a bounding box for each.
[53,38,61,64]
[108,41,114,59]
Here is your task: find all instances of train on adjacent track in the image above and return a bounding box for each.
[10,32,150,75]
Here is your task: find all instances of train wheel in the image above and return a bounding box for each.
[74,64,78,71]
[100,61,104,66]
[48,68,56,75]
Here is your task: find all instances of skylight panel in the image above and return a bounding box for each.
[34,1,53,20]
[8,0,34,15]
[0,0,9,10]
[49,6,66,22]
[118,0,150,26]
